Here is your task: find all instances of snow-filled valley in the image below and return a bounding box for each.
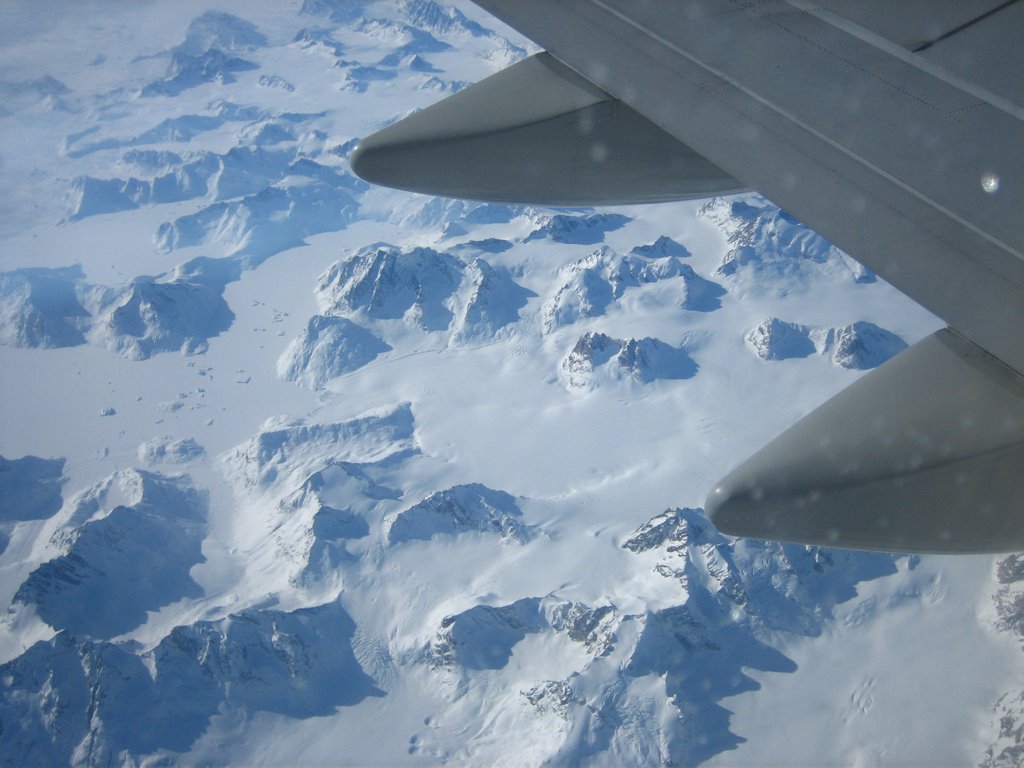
[0,2,1021,765]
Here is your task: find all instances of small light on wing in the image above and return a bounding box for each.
[981,172,1000,193]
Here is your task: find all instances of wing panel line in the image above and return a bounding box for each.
[585,0,1023,266]
[911,0,1021,52]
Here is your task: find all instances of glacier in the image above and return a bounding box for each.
[0,1,1019,766]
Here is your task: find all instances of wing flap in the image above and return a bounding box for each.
[706,329,1024,553]
[350,52,745,206]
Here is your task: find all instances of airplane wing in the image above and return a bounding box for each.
[350,0,1024,553]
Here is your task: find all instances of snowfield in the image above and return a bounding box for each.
[0,1,1021,766]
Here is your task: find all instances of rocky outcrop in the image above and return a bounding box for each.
[702,197,875,283]
[561,332,698,389]
[277,315,391,389]
[525,213,630,245]
[12,471,206,638]
[0,266,90,348]
[317,245,464,330]
[387,484,532,544]
[544,246,722,331]
[0,454,65,526]
[746,317,907,368]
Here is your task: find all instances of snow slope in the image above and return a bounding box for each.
[0,1,1020,766]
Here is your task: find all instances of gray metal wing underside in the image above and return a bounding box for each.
[472,0,1024,374]
[350,50,746,205]
[352,0,1024,553]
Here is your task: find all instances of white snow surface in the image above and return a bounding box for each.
[0,1,1020,766]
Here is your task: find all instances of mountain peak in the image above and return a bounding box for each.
[562,332,698,389]
[746,317,907,368]
[387,483,533,544]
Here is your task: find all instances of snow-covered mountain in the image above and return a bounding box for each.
[12,470,206,639]
[701,196,876,284]
[561,332,698,390]
[278,315,391,389]
[745,316,908,369]
[0,256,240,359]
[543,245,724,333]
[0,1,1019,766]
